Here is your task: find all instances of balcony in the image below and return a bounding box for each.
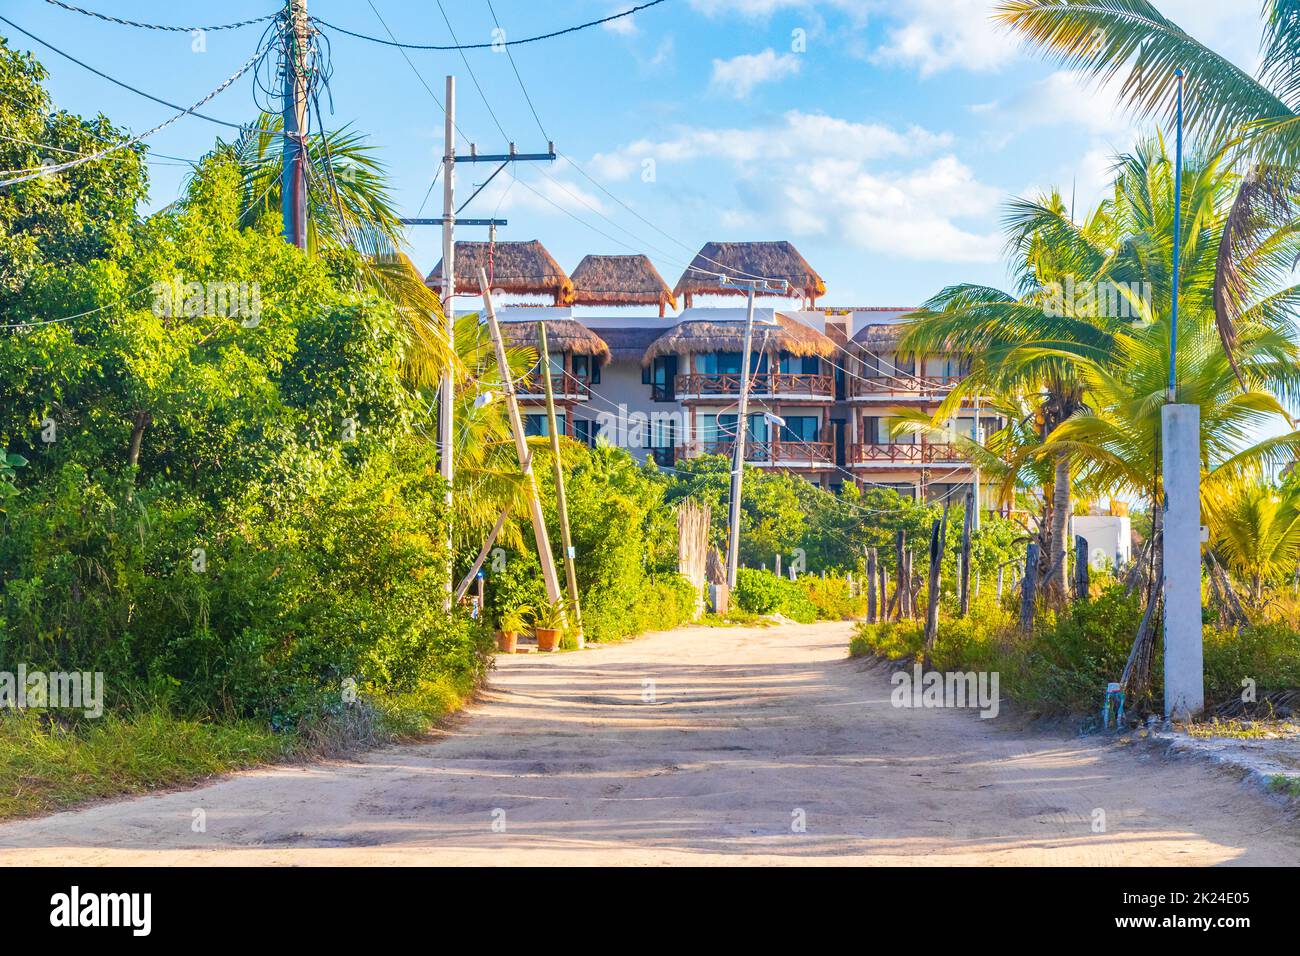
[849,441,968,466]
[515,373,591,400]
[850,374,964,401]
[675,372,834,401]
[681,439,835,466]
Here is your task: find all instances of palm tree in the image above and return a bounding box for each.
[1208,477,1300,604]
[900,189,1118,601]
[995,0,1300,352]
[221,114,449,389]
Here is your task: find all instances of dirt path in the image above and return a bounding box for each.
[1,621,1296,865]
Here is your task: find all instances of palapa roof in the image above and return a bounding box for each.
[673,241,827,305]
[426,240,575,304]
[587,326,664,362]
[851,323,907,351]
[570,254,677,311]
[498,320,611,364]
[641,313,835,366]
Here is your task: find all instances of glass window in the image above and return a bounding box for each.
[778,416,820,443]
[524,413,565,438]
[779,354,819,375]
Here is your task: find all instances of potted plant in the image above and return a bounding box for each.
[528,598,568,652]
[496,605,531,654]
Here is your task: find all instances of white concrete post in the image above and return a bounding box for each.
[1162,403,1203,719]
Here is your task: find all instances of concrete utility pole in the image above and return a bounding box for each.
[280,0,309,248]
[971,393,982,532]
[438,76,457,607]
[479,269,564,606]
[1162,67,1204,720]
[723,277,788,589]
[538,323,584,643]
[396,84,556,607]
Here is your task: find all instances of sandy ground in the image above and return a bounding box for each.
[1,621,1296,866]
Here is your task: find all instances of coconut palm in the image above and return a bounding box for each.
[995,0,1300,353]
[899,188,1118,601]
[1208,477,1300,604]
[221,114,449,389]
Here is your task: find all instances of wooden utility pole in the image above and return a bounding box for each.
[866,547,878,623]
[959,492,974,617]
[539,323,584,643]
[437,76,457,607]
[478,269,563,606]
[280,0,310,248]
[1019,542,1040,632]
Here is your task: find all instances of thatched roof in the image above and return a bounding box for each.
[427,240,575,304]
[851,323,907,350]
[673,241,826,307]
[498,320,611,364]
[587,326,664,362]
[571,255,677,313]
[641,313,835,366]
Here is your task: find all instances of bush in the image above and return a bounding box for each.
[796,574,865,620]
[734,568,817,623]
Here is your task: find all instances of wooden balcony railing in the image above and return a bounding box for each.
[516,374,591,398]
[849,442,967,465]
[675,372,834,399]
[851,374,964,399]
[682,440,835,465]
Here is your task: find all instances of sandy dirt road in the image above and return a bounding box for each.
[1,621,1296,866]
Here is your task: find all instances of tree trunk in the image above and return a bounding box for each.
[892,529,905,621]
[923,503,950,663]
[128,410,152,471]
[866,548,878,623]
[1019,542,1040,632]
[1045,450,1072,602]
[959,493,973,617]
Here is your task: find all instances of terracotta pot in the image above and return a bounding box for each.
[534,627,561,652]
[495,630,518,654]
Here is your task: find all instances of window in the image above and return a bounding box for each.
[524,413,565,438]
[574,418,594,447]
[571,355,601,385]
[694,352,767,374]
[779,354,819,375]
[778,416,820,443]
[877,417,914,444]
[698,414,765,444]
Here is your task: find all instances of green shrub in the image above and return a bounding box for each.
[796,574,865,620]
[734,568,817,623]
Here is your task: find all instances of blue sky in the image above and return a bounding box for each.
[0,0,1265,308]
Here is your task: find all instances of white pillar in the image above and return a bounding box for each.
[1162,403,1203,720]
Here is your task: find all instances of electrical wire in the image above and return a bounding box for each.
[0,36,277,185]
[0,14,286,136]
[312,1,667,51]
[40,1,278,33]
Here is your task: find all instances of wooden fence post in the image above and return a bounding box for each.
[959,492,973,617]
[1019,542,1040,632]
[866,547,878,623]
[1074,535,1090,601]
[923,503,950,658]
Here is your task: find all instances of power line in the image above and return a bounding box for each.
[0,284,155,329]
[485,0,548,143]
[0,35,277,185]
[312,1,667,51]
[0,14,285,135]
[40,0,278,33]
[435,0,507,142]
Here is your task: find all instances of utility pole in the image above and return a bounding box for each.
[539,323,584,644]
[1162,66,1203,720]
[396,78,557,607]
[280,0,309,248]
[971,392,982,532]
[723,276,788,589]
[438,75,456,608]
[479,269,564,606]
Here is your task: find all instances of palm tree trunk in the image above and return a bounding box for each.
[1045,450,1072,602]
[128,410,151,471]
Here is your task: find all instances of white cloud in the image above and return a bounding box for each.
[602,7,638,35]
[873,0,1018,76]
[586,112,1000,263]
[710,48,802,98]
[976,69,1138,138]
[589,110,951,180]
